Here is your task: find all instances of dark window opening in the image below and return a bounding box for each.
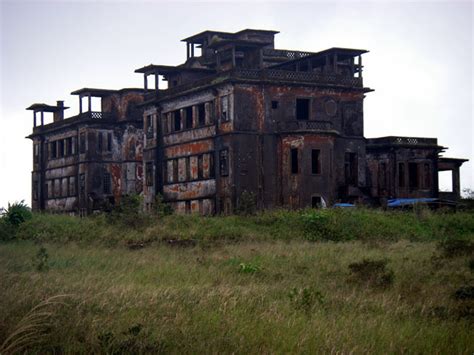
[185,200,191,214]
[107,133,112,151]
[58,140,65,158]
[79,133,86,154]
[311,149,321,174]
[145,162,153,186]
[312,196,322,208]
[66,137,73,156]
[174,110,182,131]
[221,96,229,122]
[409,163,419,189]
[424,163,431,189]
[296,98,310,120]
[209,153,215,178]
[398,163,405,188]
[198,155,204,179]
[185,107,193,129]
[220,149,229,176]
[185,157,191,181]
[50,141,57,159]
[163,114,169,134]
[344,152,358,185]
[97,132,103,152]
[146,115,153,138]
[34,144,39,163]
[198,103,206,126]
[103,172,111,194]
[32,180,38,201]
[291,148,298,174]
[172,159,178,182]
[69,177,76,196]
[271,100,279,109]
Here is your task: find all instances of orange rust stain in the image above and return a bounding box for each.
[110,164,122,202]
[165,140,213,157]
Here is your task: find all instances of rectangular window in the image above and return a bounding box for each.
[107,133,112,151]
[79,173,85,198]
[198,103,206,126]
[172,159,178,182]
[58,140,65,158]
[409,163,418,189]
[398,162,405,188]
[98,132,103,152]
[424,163,431,189]
[311,149,321,174]
[344,152,358,185]
[185,200,191,214]
[32,180,38,201]
[296,98,310,120]
[66,137,72,156]
[34,144,39,163]
[79,133,86,154]
[198,155,204,179]
[162,114,169,135]
[271,100,279,109]
[209,153,215,178]
[185,157,191,181]
[291,148,298,174]
[50,141,57,159]
[174,110,182,131]
[219,149,229,176]
[69,176,76,196]
[146,115,153,138]
[185,107,193,129]
[145,162,153,186]
[103,172,111,194]
[220,96,229,122]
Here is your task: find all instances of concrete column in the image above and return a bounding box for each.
[191,43,194,57]
[40,111,44,126]
[88,94,92,112]
[453,168,461,199]
[155,74,159,91]
[358,55,362,78]
[231,47,236,68]
[34,111,37,127]
[187,43,190,59]
[79,96,83,113]
[144,74,148,91]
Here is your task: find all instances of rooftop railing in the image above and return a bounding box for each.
[367,136,438,146]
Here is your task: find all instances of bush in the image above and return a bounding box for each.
[1,201,32,226]
[239,262,260,274]
[236,190,257,216]
[348,259,394,288]
[107,194,150,229]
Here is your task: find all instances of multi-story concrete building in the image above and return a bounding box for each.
[27,29,467,214]
[27,88,145,215]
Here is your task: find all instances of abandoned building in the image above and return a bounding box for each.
[27,29,468,214]
[27,89,145,214]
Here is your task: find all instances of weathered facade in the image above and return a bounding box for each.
[27,88,145,214]
[28,29,467,214]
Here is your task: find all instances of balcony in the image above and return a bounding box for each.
[276,120,333,132]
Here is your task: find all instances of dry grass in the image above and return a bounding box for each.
[0,239,473,353]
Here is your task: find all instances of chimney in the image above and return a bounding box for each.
[53,100,64,122]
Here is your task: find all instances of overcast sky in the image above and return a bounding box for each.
[0,0,472,209]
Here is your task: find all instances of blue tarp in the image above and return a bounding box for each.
[387,198,437,207]
[333,203,356,208]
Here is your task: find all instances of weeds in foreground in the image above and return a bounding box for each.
[0,295,71,354]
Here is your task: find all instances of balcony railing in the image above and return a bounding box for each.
[277,120,333,132]
[367,136,439,146]
[79,111,113,120]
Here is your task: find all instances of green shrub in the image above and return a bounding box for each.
[1,201,32,227]
[236,190,257,216]
[34,246,50,272]
[107,194,150,229]
[348,259,394,288]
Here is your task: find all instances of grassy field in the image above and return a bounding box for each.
[0,208,473,353]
